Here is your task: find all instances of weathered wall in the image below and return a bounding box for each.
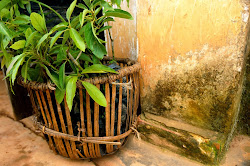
[138,0,249,133]
[107,0,250,164]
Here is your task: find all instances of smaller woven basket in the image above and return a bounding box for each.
[18,57,140,159]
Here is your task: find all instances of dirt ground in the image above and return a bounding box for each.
[0,72,249,166]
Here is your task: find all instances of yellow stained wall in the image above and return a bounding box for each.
[138,0,245,91]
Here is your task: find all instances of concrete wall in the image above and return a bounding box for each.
[107,0,249,164]
[138,0,249,132]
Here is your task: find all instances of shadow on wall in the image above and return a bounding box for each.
[238,51,250,135]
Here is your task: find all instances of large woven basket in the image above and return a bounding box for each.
[18,57,140,159]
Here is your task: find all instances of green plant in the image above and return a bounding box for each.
[0,0,132,111]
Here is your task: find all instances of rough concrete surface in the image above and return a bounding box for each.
[0,71,249,166]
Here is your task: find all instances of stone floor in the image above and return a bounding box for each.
[0,72,249,166]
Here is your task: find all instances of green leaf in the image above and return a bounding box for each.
[91,0,102,9]
[2,36,10,48]
[12,20,29,25]
[97,26,112,35]
[69,28,86,52]
[0,0,10,12]
[66,0,77,22]
[0,22,13,40]
[92,54,101,64]
[36,33,50,50]
[42,65,61,89]
[81,64,118,74]
[66,76,78,111]
[6,54,25,74]
[50,31,64,48]
[68,61,77,73]
[102,17,115,24]
[79,9,89,27]
[55,88,65,104]
[18,0,25,9]
[79,53,93,63]
[25,31,38,46]
[11,55,26,84]
[1,42,12,67]
[26,2,31,14]
[101,1,114,11]
[62,30,69,45]
[82,0,91,8]
[30,12,46,33]
[27,64,41,81]
[10,40,26,50]
[1,56,6,69]
[21,57,31,83]
[105,9,133,20]
[14,15,30,24]
[25,28,32,40]
[81,81,107,107]
[71,15,80,28]
[83,23,106,59]
[94,7,102,16]
[49,22,68,34]
[76,3,88,10]
[1,9,10,19]
[59,62,66,88]
[56,46,68,61]
[116,0,122,7]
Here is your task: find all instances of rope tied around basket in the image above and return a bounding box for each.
[130,124,141,141]
[47,81,56,90]
[32,114,42,133]
[77,122,86,142]
[111,79,133,89]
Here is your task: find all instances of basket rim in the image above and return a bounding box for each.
[18,57,140,91]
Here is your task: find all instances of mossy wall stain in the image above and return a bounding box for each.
[141,44,245,133]
[137,0,249,134]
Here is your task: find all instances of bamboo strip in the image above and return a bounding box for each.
[125,70,130,131]
[86,92,97,158]
[79,89,90,158]
[110,84,116,151]
[45,90,68,157]
[137,73,140,110]
[134,73,140,119]
[105,82,112,153]
[117,77,123,147]
[64,96,80,159]
[132,74,137,124]
[54,92,74,158]
[94,84,102,157]
[128,76,134,128]
[35,91,56,153]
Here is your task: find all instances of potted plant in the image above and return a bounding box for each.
[0,0,140,159]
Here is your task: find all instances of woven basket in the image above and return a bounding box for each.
[18,57,140,159]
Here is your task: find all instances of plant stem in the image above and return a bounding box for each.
[75,51,82,61]
[29,0,66,22]
[107,23,115,60]
[67,50,84,71]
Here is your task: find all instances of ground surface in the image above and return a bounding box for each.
[0,71,249,166]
